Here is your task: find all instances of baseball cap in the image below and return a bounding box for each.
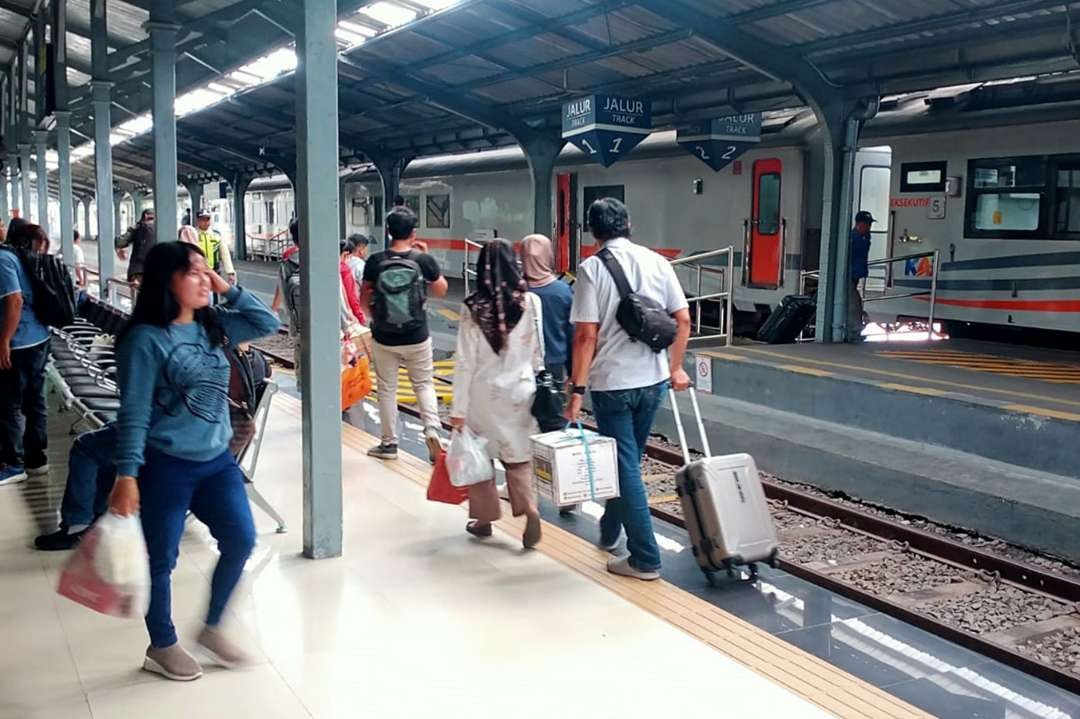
[854,210,876,224]
[196,209,212,219]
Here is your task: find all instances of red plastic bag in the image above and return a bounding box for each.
[57,514,150,619]
[427,449,468,505]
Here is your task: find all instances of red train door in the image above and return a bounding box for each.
[748,158,783,288]
[555,173,575,273]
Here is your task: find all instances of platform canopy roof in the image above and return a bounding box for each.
[2,0,1077,194]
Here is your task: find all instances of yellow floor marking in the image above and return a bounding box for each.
[878,383,949,397]
[876,350,1080,384]
[1001,404,1080,422]
[437,308,461,322]
[776,363,833,378]
[287,398,930,719]
[735,346,1080,410]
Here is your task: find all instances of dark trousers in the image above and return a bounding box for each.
[0,341,49,469]
[140,448,255,648]
[59,424,117,528]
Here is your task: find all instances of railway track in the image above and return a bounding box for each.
[260,346,1080,693]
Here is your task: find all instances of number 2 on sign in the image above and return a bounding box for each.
[695,145,710,161]
[722,146,738,159]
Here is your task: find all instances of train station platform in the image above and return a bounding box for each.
[685,339,1080,561]
[0,394,926,719]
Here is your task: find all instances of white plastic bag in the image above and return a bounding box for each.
[446,426,493,487]
[57,513,150,619]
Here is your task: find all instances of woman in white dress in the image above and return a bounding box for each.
[450,239,543,549]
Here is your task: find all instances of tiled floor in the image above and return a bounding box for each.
[0,401,835,719]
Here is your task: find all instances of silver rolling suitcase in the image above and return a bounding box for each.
[670,388,779,584]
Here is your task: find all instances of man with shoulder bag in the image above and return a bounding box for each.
[565,198,692,581]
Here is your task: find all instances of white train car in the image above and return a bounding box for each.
[868,118,1080,335]
[342,128,820,316]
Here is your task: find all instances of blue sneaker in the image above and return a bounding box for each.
[0,466,28,486]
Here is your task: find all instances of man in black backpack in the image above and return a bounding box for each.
[360,207,447,462]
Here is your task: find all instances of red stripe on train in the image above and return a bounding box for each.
[581,244,682,260]
[917,297,1080,312]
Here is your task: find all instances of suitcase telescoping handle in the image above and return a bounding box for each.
[668,387,712,465]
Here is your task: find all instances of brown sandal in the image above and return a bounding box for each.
[522,515,541,549]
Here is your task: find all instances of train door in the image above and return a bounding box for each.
[853,147,892,292]
[555,173,577,273]
[747,158,783,288]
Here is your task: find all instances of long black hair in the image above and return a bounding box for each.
[117,241,224,348]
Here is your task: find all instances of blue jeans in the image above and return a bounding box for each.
[139,448,255,648]
[590,380,667,572]
[60,424,117,528]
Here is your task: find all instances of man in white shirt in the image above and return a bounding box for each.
[566,197,691,581]
[72,231,87,288]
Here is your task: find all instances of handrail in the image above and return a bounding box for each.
[799,249,941,341]
[671,246,735,347]
[105,276,138,310]
[462,238,483,295]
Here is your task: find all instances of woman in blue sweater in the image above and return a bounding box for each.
[108,242,279,681]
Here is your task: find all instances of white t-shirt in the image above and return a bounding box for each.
[72,244,85,267]
[570,237,688,392]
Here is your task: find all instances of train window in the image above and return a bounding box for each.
[1053,166,1080,238]
[900,161,947,192]
[965,156,1050,238]
[426,194,450,228]
[403,195,421,216]
[582,185,625,231]
[757,173,781,235]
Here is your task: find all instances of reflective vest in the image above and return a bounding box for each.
[197,230,222,271]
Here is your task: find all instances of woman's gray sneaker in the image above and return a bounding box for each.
[143,643,203,681]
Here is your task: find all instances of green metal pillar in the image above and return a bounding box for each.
[19,143,32,221]
[296,0,343,559]
[33,130,49,235]
[231,174,252,261]
[91,0,116,297]
[56,112,75,263]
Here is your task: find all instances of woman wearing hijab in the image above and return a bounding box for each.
[521,234,574,386]
[450,238,543,549]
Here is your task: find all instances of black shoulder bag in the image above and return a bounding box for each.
[596,247,677,353]
[529,294,567,432]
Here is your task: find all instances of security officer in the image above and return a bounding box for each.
[195,209,237,285]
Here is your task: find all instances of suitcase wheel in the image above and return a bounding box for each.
[768,548,779,569]
[704,570,717,587]
[748,563,759,579]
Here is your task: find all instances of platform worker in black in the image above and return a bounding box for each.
[848,210,874,342]
[108,241,279,682]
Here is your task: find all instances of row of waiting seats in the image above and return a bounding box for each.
[45,296,288,533]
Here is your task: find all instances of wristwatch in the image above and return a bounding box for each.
[571,384,587,396]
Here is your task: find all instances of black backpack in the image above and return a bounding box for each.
[0,246,76,328]
[597,247,677,353]
[374,253,425,335]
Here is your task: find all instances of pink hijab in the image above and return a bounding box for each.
[178,225,198,245]
[521,234,557,288]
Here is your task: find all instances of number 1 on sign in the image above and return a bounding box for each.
[611,137,622,153]
[581,139,597,155]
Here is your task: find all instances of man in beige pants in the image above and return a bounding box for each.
[360,206,448,462]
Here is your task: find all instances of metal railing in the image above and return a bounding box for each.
[106,277,139,311]
[670,246,736,347]
[799,249,941,340]
[248,229,290,261]
[461,238,483,295]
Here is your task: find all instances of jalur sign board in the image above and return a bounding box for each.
[677,113,763,172]
[562,95,652,167]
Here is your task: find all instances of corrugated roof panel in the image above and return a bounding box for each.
[355,31,451,64]
[482,32,592,68]
[471,77,570,104]
[418,56,507,85]
[572,6,679,46]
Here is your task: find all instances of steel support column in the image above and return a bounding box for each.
[373,155,409,216]
[0,161,8,222]
[339,178,348,238]
[7,153,20,217]
[83,196,93,241]
[148,5,179,247]
[231,174,252,261]
[813,99,875,343]
[296,0,342,560]
[133,190,147,220]
[91,0,115,297]
[519,135,565,237]
[19,144,32,220]
[56,112,75,263]
[183,179,203,219]
[33,131,49,234]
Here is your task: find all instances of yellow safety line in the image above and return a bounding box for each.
[720,346,1080,410]
[878,383,950,397]
[1002,404,1080,422]
[776,363,834,378]
[436,308,461,322]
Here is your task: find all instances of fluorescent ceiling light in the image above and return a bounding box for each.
[360,1,418,27]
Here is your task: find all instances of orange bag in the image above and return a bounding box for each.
[341,354,372,411]
[427,449,468,505]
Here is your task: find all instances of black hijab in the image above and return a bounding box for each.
[463,238,527,354]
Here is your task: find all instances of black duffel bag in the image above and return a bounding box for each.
[597,247,677,353]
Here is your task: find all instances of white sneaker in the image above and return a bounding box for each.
[607,555,660,581]
[0,467,28,486]
[27,464,50,477]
